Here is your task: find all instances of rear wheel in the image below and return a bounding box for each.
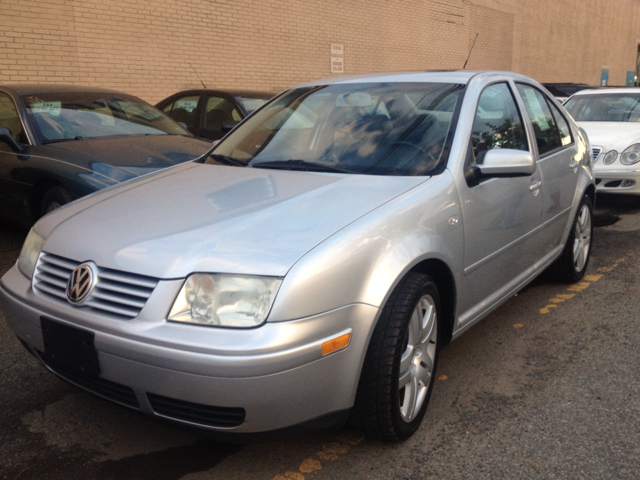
[40,185,73,217]
[552,195,593,283]
[350,272,441,441]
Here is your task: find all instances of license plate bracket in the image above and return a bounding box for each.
[41,317,100,377]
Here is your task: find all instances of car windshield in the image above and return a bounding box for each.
[235,95,271,114]
[564,93,640,122]
[208,82,465,176]
[22,93,189,144]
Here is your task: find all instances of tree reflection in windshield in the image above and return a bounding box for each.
[207,82,465,176]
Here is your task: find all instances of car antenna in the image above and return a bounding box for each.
[189,63,207,89]
[463,33,479,69]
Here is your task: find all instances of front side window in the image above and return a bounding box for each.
[471,82,528,163]
[564,93,640,122]
[235,95,270,114]
[207,82,465,176]
[204,96,241,132]
[516,84,562,155]
[0,93,26,143]
[23,93,189,144]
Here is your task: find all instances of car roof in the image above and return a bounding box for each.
[0,84,128,96]
[293,70,534,88]
[571,87,640,96]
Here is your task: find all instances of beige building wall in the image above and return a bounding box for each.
[1,0,639,104]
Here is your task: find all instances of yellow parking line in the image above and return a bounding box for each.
[539,255,628,315]
[271,432,364,480]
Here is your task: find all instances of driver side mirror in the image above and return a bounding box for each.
[465,149,535,187]
[0,127,26,153]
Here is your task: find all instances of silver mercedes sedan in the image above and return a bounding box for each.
[0,71,595,441]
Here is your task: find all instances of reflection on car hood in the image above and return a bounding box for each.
[578,122,640,149]
[43,164,427,278]
[43,134,211,178]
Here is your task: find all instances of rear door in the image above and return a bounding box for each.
[515,83,579,249]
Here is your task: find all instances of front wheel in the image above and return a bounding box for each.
[552,195,593,283]
[350,272,441,441]
[40,185,73,217]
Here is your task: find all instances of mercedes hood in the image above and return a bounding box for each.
[578,122,640,149]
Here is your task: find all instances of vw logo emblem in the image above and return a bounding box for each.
[66,263,97,304]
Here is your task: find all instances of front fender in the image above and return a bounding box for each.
[268,171,464,322]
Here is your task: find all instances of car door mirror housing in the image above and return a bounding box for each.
[478,149,535,177]
[466,149,535,187]
[0,127,25,153]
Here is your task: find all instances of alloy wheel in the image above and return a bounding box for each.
[398,294,438,423]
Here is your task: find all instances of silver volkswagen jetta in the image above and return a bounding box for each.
[0,71,595,441]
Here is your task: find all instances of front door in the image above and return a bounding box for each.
[457,81,544,324]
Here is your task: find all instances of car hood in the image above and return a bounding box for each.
[578,122,640,149]
[42,164,427,278]
[41,134,211,182]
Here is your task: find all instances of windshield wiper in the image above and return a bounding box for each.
[251,159,350,173]
[42,136,84,144]
[205,153,248,167]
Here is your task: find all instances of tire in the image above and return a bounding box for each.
[552,194,593,283]
[350,272,441,441]
[40,185,73,217]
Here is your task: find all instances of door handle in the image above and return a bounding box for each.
[529,180,542,192]
[570,159,579,169]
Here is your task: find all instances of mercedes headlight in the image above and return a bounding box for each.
[168,274,282,328]
[602,150,618,165]
[17,229,45,279]
[621,144,640,165]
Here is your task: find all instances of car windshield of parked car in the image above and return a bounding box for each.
[208,83,465,176]
[22,93,189,144]
[235,95,271,114]
[564,93,640,122]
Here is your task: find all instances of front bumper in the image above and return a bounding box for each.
[593,167,640,195]
[0,265,378,434]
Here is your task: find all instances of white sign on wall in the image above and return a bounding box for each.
[331,44,344,74]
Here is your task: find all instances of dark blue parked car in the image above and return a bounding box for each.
[0,85,211,226]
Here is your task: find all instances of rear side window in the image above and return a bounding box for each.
[516,84,565,155]
[164,95,200,128]
[471,82,528,162]
[549,102,573,147]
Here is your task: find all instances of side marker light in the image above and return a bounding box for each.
[321,333,351,356]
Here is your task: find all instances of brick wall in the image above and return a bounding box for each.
[1,0,639,104]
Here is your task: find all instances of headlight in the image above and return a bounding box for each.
[17,229,45,279]
[602,150,618,165]
[621,144,640,165]
[168,274,282,328]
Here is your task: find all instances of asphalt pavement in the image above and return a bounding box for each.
[1,193,639,480]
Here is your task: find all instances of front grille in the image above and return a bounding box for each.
[592,147,602,162]
[147,392,246,428]
[33,252,159,319]
[38,350,139,408]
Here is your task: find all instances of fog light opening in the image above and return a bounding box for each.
[621,180,636,188]
[321,332,351,356]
